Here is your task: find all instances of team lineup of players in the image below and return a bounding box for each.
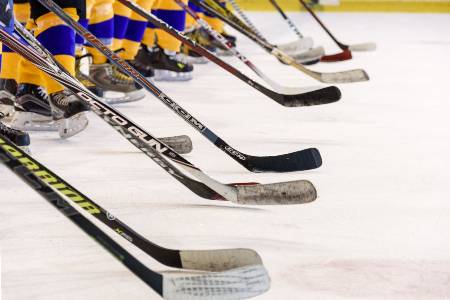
[0,0,235,148]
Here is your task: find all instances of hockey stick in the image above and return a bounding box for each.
[194,0,369,83]
[0,135,270,299]
[119,0,338,106]
[175,0,335,96]
[268,0,351,62]
[1,21,317,205]
[298,0,376,52]
[0,132,262,272]
[39,0,326,174]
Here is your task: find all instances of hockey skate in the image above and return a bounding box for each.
[0,78,17,117]
[182,27,211,64]
[89,63,145,105]
[128,47,155,80]
[147,45,194,82]
[48,89,89,139]
[0,114,31,153]
[10,83,60,132]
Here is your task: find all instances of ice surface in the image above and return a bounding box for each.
[1,12,450,300]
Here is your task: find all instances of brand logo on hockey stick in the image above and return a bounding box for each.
[0,137,102,215]
[225,146,246,160]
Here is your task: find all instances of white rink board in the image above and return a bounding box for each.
[1,12,450,300]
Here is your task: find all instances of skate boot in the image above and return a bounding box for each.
[0,113,31,153]
[89,63,145,104]
[206,29,235,56]
[128,46,155,80]
[0,78,17,117]
[148,45,194,82]
[75,58,104,98]
[10,83,59,132]
[221,31,237,47]
[49,89,89,139]
[181,27,211,64]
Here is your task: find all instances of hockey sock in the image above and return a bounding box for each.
[85,0,114,64]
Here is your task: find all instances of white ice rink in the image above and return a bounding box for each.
[1,11,450,300]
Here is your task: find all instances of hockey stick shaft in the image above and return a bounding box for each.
[0,134,164,296]
[298,0,347,50]
[225,0,267,41]
[268,0,304,38]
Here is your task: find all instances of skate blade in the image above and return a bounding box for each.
[102,89,146,105]
[10,111,59,132]
[59,112,89,139]
[154,70,193,82]
[0,104,14,119]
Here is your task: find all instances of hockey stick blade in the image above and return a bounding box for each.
[320,69,369,84]
[276,37,314,53]
[236,179,317,205]
[163,264,270,300]
[238,146,321,173]
[159,135,193,155]
[273,87,341,107]
[348,42,377,52]
[320,49,352,62]
[180,249,263,272]
[291,46,325,63]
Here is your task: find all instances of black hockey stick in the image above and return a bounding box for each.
[175,0,327,96]
[195,0,369,83]
[0,134,270,299]
[39,0,324,173]
[0,131,262,272]
[0,25,317,205]
[298,0,376,52]
[268,0,304,39]
[118,0,339,107]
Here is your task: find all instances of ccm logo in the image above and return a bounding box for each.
[225,146,246,160]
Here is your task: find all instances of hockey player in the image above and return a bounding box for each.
[74,0,145,104]
[0,0,31,150]
[0,0,89,138]
[140,0,194,81]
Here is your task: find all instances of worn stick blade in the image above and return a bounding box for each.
[180,249,263,272]
[349,42,377,52]
[320,69,369,83]
[159,135,193,154]
[162,265,270,300]
[276,37,314,53]
[236,180,317,205]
